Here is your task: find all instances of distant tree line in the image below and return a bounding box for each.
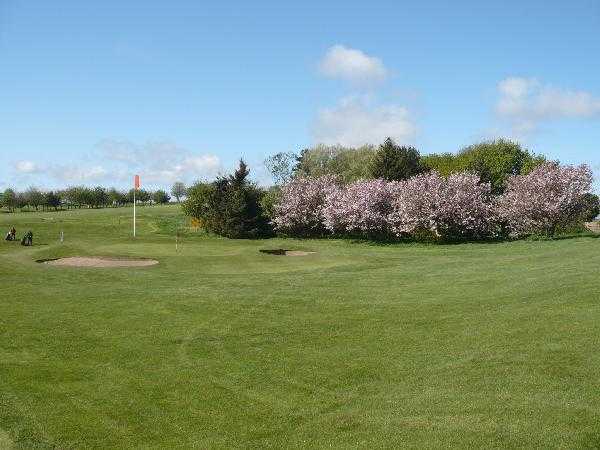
[0,183,188,212]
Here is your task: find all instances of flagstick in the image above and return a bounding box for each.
[133,187,136,238]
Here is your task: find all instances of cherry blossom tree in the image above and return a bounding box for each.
[387,171,497,240]
[498,162,593,236]
[323,179,396,235]
[273,163,594,240]
[272,175,340,235]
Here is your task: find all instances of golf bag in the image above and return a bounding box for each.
[21,231,33,246]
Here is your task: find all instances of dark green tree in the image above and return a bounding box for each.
[90,187,108,208]
[183,160,272,238]
[44,191,62,210]
[369,138,424,181]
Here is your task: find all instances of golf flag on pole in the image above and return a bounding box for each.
[133,175,139,237]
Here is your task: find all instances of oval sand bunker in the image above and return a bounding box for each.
[44,257,159,268]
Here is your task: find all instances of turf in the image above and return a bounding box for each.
[1,205,600,449]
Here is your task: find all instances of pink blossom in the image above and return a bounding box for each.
[273,175,340,235]
[323,179,395,234]
[498,162,593,235]
[273,163,593,240]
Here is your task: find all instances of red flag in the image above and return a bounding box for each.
[134,175,140,189]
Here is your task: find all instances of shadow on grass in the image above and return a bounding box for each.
[273,231,600,248]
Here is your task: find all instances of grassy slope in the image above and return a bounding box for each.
[1,205,600,449]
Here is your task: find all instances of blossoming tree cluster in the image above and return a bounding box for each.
[273,162,593,240]
[497,163,594,236]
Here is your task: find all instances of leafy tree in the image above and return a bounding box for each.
[1,189,17,212]
[424,139,547,193]
[108,188,127,206]
[459,139,529,193]
[25,187,44,210]
[259,186,281,220]
[422,153,468,177]
[182,182,215,226]
[576,192,600,223]
[153,190,171,204]
[369,138,424,181]
[264,152,297,185]
[128,189,151,204]
[294,144,376,182]
[15,192,28,210]
[62,186,81,208]
[520,154,548,175]
[171,182,187,203]
[90,187,108,208]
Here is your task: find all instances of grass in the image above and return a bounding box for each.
[1,204,600,448]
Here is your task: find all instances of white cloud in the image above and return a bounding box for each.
[183,155,221,174]
[319,45,387,83]
[496,77,600,134]
[312,97,416,147]
[15,160,41,173]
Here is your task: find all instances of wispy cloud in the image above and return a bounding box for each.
[96,139,222,183]
[496,77,600,134]
[14,160,41,174]
[319,45,387,84]
[14,160,110,183]
[9,140,221,188]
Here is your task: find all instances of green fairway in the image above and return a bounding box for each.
[1,205,600,448]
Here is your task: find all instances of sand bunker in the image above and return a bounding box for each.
[259,249,315,256]
[43,257,159,268]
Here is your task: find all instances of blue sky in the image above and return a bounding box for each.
[1,0,599,190]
